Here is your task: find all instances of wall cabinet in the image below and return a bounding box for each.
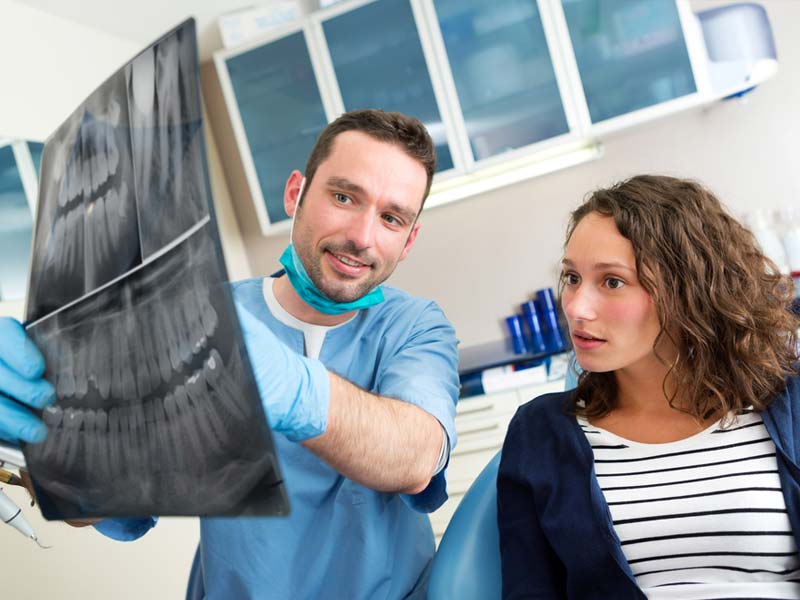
[563,0,697,124]
[213,0,772,235]
[321,0,457,171]
[0,141,41,304]
[222,30,328,227]
[433,0,570,161]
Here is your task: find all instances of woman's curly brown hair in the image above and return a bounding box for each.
[564,175,799,421]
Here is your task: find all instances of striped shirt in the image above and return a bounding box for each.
[580,411,800,599]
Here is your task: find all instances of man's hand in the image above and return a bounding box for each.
[234,301,330,442]
[0,318,56,444]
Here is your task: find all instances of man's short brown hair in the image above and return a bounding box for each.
[303,109,437,211]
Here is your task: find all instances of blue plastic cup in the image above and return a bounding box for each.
[505,315,527,354]
[520,300,546,354]
[535,288,567,352]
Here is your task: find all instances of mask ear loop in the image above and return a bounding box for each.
[289,176,306,247]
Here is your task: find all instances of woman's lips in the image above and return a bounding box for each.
[572,331,606,350]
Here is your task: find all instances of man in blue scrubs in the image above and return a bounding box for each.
[0,109,459,599]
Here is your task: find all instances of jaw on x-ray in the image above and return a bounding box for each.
[20,19,288,520]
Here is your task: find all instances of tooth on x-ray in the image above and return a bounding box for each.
[91,119,109,194]
[125,404,141,473]
[139,306,163,392]
[151,396,174,473]
[113,405,129,475]
[196,284,218,338]
[150,303,173,385]
[42,405,63,463]
[185,371,229,450]
[167,299,191,366]
[106,406,122,480]
[117,348,135,403]
[83,408,97,475]
[143,399,158,469]
[106,116,119,176]
[53,408,75,469]
[172,385,207,468]
[131,319,155,399]
[204,349,249,422]
[58,338,77,398]
[133,404,148,470]
[157,35,181,194]
[63,408,84,469]
[162,392,187,472]
[65,150,81,205]
[74,334,90,399]
[87,319,111,400]
[159,303,183,372]
[95,410,110,482]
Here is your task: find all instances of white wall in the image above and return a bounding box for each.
[237,0,800,348]
[0,0,141,141]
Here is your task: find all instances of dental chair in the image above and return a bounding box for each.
[427,451,503,600]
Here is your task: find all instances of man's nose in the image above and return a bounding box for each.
[346,209,376,250]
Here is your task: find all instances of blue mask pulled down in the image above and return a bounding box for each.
[278,243,384,315]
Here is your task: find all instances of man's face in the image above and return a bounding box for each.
[285,131,427,303]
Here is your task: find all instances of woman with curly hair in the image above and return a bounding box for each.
[497,175,800,599]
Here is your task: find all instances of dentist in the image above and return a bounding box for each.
[0,109,459,600]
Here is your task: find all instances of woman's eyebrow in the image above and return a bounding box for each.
[562,258,635,272]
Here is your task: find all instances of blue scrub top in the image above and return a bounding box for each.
[96,277,460,600]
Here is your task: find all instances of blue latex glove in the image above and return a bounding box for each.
[234,301,330,442]
[0,317,56,444]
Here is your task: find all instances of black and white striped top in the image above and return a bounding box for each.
[579,411,800,599]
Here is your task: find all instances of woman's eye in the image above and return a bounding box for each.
[334,193,351,204]
[605,277,625,290]
[561,272,579,285]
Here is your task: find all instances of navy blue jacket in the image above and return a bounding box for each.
[497,374,800,599]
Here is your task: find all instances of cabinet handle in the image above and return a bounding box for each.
[460,423,500,436]
[457,402,494,416]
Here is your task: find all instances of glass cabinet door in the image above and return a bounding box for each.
[0,144,35,301]
[321,0,455,171]
[562,0,696,123]
[433,0,570,161]
[225,32,328,225]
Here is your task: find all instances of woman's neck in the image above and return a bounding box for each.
[590,359,717,443]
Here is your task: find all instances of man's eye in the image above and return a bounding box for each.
[383,214,400,226]
[334,193,351,204]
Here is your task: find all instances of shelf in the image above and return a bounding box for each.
[458,338,568,376]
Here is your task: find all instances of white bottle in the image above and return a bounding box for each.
[746,209,789,273]
[781,207,800,273]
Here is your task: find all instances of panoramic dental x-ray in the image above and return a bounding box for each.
[16,19,288,520]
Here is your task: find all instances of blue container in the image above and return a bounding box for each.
[535,288,567,352]
[505,314,527,354]
[520,300,547,354]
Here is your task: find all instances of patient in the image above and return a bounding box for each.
[497,175,800,599]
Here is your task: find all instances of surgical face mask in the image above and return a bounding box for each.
[279,177,385,315]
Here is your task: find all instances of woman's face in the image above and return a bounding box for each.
[561,213,663,376]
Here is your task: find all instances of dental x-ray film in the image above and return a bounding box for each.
[20,18,289,520]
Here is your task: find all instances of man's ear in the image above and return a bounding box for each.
[283,171,305,218]
[398,222,421,262]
